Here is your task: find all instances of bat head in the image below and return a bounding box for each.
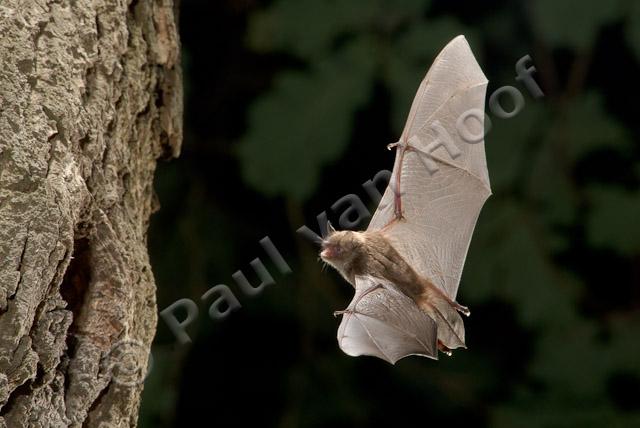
[320,229,363,274]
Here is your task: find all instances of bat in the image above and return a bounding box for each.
[320,35,491,363]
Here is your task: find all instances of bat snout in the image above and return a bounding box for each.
[320,248,334,259]
[320,243,341,260]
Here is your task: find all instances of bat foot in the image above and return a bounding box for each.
[453,302,471,317]
[438,341,453,356]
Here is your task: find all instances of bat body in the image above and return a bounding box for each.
[321,229,468,355]
[320,35,491,363]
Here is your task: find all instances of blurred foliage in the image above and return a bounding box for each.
[238,38,375,200]
[530,0,623,51]
[141,0,640,427]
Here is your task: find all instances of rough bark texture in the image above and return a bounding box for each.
[0,0,181,426]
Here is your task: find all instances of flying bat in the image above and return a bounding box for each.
[320,35,491,363]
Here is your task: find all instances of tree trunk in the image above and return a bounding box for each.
[0,0,182,426]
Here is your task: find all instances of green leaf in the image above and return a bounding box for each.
[461,200,518,302]
[526,127,577,240]
[462,200,578,328]
[531,320,609,398]
[237,38,375,201]
[248,0,431,60]
[490,211,577,327]
[562,92,631,161]
[587,186,640,256]
[531,0,623,51]
[487,102,545,193]
[385,17,478,133]
[492,316,640,427]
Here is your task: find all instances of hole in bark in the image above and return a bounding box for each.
[158,130,174,160]
[136,101,151,119]
[154,86,165,109]
[0,376,34,417]
[79,134,91,151]
[31,362,46,388]
[82,65,97,103]
[95,14,103,39]
[128,0,141,14]
[60,237,92,359]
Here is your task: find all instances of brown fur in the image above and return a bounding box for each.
[321,230,469,351]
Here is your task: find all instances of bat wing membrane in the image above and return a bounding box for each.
[336,275,438,364]
[369,35,491,301]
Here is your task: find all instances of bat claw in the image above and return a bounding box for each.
[333,309,350,317]
[386,141,401,151]
[438,341,453,356]
[453,302,470,317]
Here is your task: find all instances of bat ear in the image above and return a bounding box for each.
[326,220,337,236]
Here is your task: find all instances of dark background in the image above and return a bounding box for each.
[140,0,640,426]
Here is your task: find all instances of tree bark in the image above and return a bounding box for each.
[0,0,181,426]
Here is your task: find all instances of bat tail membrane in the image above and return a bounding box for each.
[337,278,439,364]
[416,291,467,351]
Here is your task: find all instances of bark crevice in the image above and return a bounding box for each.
[59,236,92,362]
[0,0,182,425]
[0,374,32,418]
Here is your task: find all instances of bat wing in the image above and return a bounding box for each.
[369,35,491,301]
[336,275,438,364]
